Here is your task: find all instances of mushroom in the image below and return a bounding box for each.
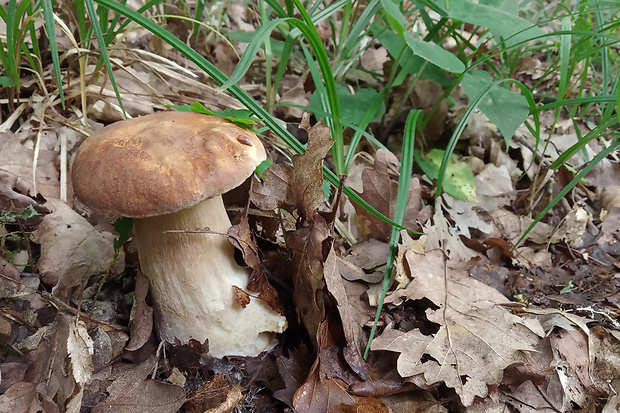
[71,111,287,357]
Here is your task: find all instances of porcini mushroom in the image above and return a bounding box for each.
[71,111,287,357]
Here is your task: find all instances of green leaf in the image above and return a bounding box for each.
[113,217,133,253]
[0,76,15,87]
[309,82,385,127]
[20,205,40,220]
[443,0,545,46]
[381,0,406,36]
[415,149,476,202]
[255,160,272,181]
[404,32,465,73]
[461,71,529,145]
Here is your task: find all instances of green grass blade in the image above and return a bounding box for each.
[364,109,422,359]
[85,0,125,114]
[291,0,344,174]
[220,18,286,90]
[515,138,620,248]
[549,116,618,169]
[41,0,64,105]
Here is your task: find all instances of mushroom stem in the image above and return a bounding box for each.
[134,196,286,357]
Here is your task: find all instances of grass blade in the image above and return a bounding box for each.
[364,109,422,359]
[41,0,64,105]
[85,0,125,114]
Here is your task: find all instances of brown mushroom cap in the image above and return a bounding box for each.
[72,111,266,218]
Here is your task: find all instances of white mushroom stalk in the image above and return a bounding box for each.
[134,195,286,357]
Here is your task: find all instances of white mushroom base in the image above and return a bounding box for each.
[134,196,287,357]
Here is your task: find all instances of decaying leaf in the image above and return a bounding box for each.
[293,319,388,413]
[185,374,244,413]
[0,130,59,198]
[126,271,153,352]
[36,314,94,413]
[354,149,432,241]
[372,249,545,406]
[228,216,284,314]
[293,114,334,220]
[324,248,370,380]
[37,198,123,291]
[286,213,329,343]
[0,382,58,413]
[92,356,185,413]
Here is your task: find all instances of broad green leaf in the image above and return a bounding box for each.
[461,71,529,145]
[372,23,450,86]
[381,0,406,35]
[443,0,544,46]
[310,82,385,127]
[404,32,465,73]
[0,76,15,87]
[415,149,476,202]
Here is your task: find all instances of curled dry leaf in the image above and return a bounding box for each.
[293,114,334,220]
[37,198,124,291]
[228,216,284,314]
[39,314,94,413]
[372,249,545,407]
[324,248,371,380]
[354,149,432,241]
[286,213,330,343]
[126,271,154,352]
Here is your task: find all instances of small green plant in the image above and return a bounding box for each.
[0,205,40,267]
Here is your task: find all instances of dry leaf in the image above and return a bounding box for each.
[0,382,59,413]
[354,149,431,241]
[293,319,388,413]
[324,248,370,380]
[372,249,544,407]
[293,114,333,220]
[250,163,293,211]
[228,216,284,314]
[232,285,251,308]
[286,213,329,342]
[92,356,185,413]
[0,130,59,198]
[185,374,244,413]
[42,314,94,413]
[37,198,123,290]
[126,271,153,352]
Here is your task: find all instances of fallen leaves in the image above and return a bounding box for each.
[37,198,124,291]
[91,356,185,413]
[354,149,432,241]
[372,249,545,406]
